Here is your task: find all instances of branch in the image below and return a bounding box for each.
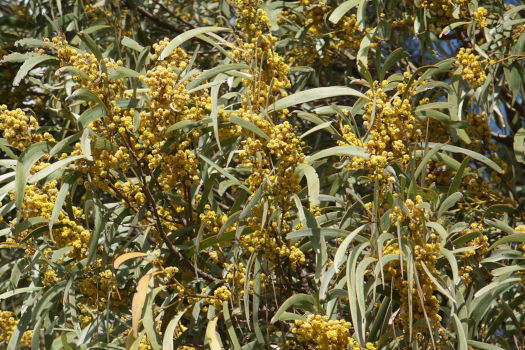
[491,132,514,148]
[121,0,182,34]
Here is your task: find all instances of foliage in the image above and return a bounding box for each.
[0,0,525,349]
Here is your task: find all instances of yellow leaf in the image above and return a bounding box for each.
[113,252,148,270]
[205,315,223,350]
[132,273,153,337]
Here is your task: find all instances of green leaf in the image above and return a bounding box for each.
[107,66,141,80]
[420,261,456,306]
[439,21,469,37]
[28,155,84,184]
[67,88,109,114]
[270,294,316,323]
[218,211,241,239]
[15,38,53,48]
[408,143,445,195]
[489,233,525,250]
[49,173,81,233]
[328,0,360,24]
[306,145,368,163]
[159,27,231,60]
[440,248,459,284]
[1,53,33,63]
[513,128,525,164]
[230,115,270,141]
[447,156,470,196]
[380,48,409,80]
[357,28,376,75]
[438,192,463,218]
[77,32,103,63]
[165,120,201,134]
[78,105,105,129]
[162,308,189,350]
[199,154,250,193]
[466,340,504,350]
[223,301,242,350]
[13,54,57,86]
[300,121,334,139]
[452,314,468,350]
[252,254,264,344]
[0,287,43,299]
[122,36,145,52]
[296,163,320,206]
[187,63,249,90]
[429,143,503,174]
[85,201,104,265]
[269,87,367,112]
[333,224,367,271]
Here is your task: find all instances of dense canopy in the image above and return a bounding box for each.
[0,0,524,349]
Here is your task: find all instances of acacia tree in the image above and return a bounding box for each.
[0,0,524,349]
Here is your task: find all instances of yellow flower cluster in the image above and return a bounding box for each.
[0,310,32,348]
[417,0,469,29]
[456,48,487,87]
[9,180,91,259]
[284,1,365,67]
[230,0,307,264]
[77,267,128,326]
[200,205,228,235]
[473,7,488,28]
[292,314,362,350]
[211,286,231,309]
[457,223,488,284]
[462,223,489,259]
[138,38,211,223]
[386,196,442,335]
[51,36,135,192]
[0,106,91,260]
[0,105,54,150]
[225,262,268,298]
[340,75,418,182]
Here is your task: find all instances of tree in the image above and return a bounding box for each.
[0,0,524,349]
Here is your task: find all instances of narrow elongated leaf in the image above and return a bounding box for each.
[467,340,505,350]
[205,316,223,350]
[122,36,145,52]
[114,252,148,270]
[223,301,242,350]
[306,145,368,163]
[328,0,360,24]
[159,27,231,60]
[132,273,153,337]
[269,87,366,112]
[513,128,525,164]
[430,143,503,173]
[187,63,249,90]
[162,308,189,350]
[438,192,463,218]
[13,54,57,86]
[28,155,84,184]
[296,163,320,206]
[108,66,141,80]
[452,314,468,350]
[270,294,316,323]
[230,115,270,141]
[0,287,43,299]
